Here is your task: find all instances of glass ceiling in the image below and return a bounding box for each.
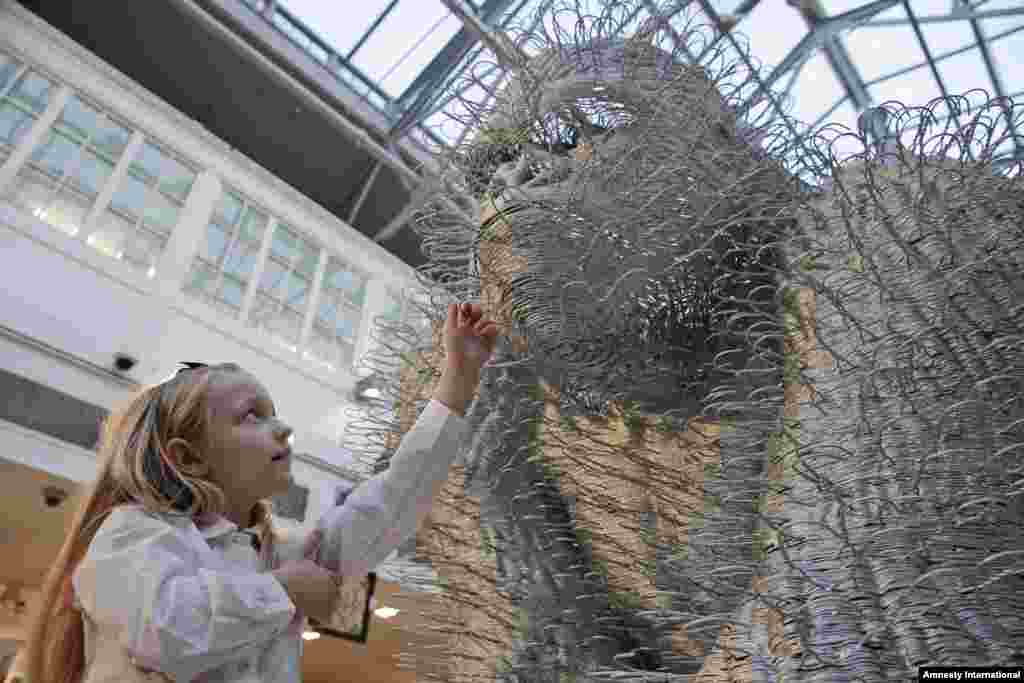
[246,0,1022,169]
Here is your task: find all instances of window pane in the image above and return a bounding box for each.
[58,96,102,145]
[159,154,195,202]
[202,222,230,264]
[214,191,244,227]
[335,314,356,341]
[185,260,219,297]
[219,274,246,309]
[238,207,268,243]
[325,259,352,291]
[270,225,298,263]
[9,72,54,115]
[295,239,319,277]
[317,298,338,327]
[381,293,402,322]
[350,280,366,307]
[223,237,261,280]
[143,189,181,233]
[129,142,165,183]
[110,172,148,216]
[0,55,21,93]
[0,102,33,147]
[93,119,131,164]
[283,271,309,309]
[31,128,81,179]
[325,259,365,305]
[259,257,287,296]
[70,150,113,197]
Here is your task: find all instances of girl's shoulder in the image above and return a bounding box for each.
[105,503,193,527]
[93,504,204,546]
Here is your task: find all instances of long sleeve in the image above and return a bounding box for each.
[73,506,296,682]
[315,399,469,576]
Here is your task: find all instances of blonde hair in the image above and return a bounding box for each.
[21,363,277,683]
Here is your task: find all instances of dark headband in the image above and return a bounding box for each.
[177,361,209,374]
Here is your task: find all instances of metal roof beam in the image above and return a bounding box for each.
[955,0,1023,159]
[758,0,899,95]
[802,0,886,144]
[345,0,401,61]
[818,33,872,112]
[389,0,517,140]
[693,0,828,176]
[901,0,962,131]
[866,5,1024,26]
[439,0,526,70]
[409,0,555,134]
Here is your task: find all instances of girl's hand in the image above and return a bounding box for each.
[443,303,498,373]
[435,303,499,416]
[272,529,339,625]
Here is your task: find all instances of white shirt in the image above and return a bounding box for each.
[72,399,468,683]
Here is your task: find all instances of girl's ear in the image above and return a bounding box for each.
[165,437,210,477]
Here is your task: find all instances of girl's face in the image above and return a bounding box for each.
[201,371,294,516]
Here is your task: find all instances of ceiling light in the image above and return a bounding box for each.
[374,606,400,619]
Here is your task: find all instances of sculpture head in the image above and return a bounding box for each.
[444,16,798,416]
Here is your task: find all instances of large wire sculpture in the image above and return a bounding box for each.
[344,1,1023,680]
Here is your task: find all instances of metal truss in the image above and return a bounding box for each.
[446,0,1020,150]
[250,0,1023,233]
[252,0,1024,158]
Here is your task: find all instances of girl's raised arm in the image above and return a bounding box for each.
[314,398,469,576]
[73,506,296,681]
[315,303,497,576]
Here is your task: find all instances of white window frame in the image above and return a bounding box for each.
[0,59,35,159]
[187,186,273,315]
[14,91,135,241]
[307,253,368,369]
[248,220,322,351]
[86,137,199,268]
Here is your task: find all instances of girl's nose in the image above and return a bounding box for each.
[275,419,293,441]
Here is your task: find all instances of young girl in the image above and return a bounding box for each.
[19,303,498,683]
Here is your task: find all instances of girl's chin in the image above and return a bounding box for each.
[268,472,293,497]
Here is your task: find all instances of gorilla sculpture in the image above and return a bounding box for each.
[347,2,1024,680]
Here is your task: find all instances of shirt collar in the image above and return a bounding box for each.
[194,512,262,543]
